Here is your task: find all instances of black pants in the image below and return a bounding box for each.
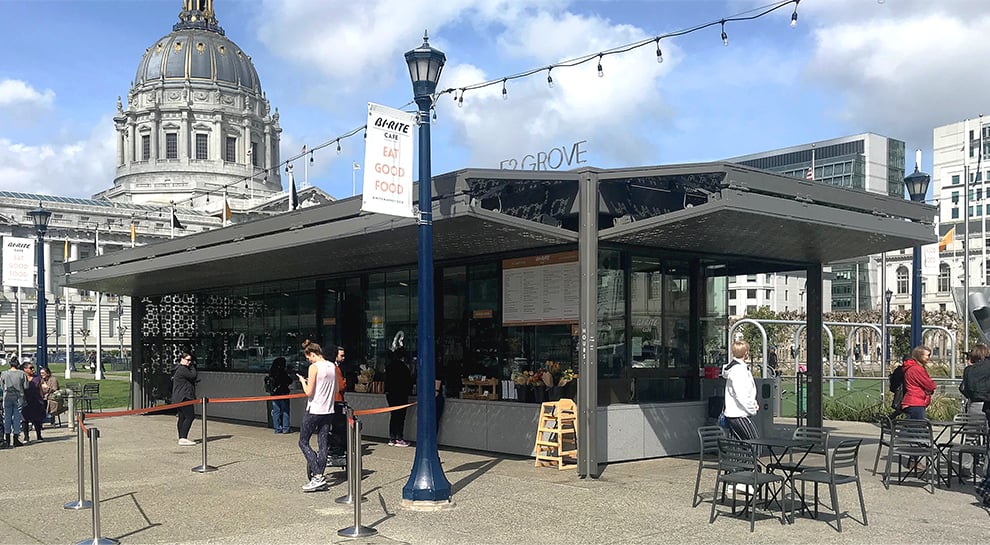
[299,411,332,479]
[387,393,408,440]
[329,402,346,456]
[176,403,195,439]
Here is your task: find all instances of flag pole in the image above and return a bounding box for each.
[965,118,971,352]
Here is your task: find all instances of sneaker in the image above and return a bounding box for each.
[387,439,396,446]
[302,475,328,492]
[393,439,409,447]
[178,438,196,446]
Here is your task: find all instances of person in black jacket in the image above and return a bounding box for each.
[171,352,198,446]
[385,347,413,447]
[961,344,990,423]
[268,357,293,434]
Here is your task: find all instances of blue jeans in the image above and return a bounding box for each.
[904,406,927,420]
[3,396,23,436]
[271,398,290,433]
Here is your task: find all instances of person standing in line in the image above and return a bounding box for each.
[171,352,198,446]
[960,343,990,478]
[267,357,293,434]
[328,345,348,467]
[722,339,760,442]
[20,363,46,442]
[297,340,337,492]
[901,345,937,421]
[0,359,28,448]
[385,347,413,447]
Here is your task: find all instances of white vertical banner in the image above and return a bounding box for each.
[2,236,35,288]
[921,243,939,276]
[361,102,417,218]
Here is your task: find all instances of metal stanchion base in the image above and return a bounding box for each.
[63,500,93,510]
[334,494,367,505]
[337,525,377,538]
[191,465,217,473]
[73,537,119,545]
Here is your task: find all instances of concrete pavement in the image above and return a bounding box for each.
[0,414,987,544]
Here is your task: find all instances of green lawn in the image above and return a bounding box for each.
[777,374,963,421]
[47,364,132,410]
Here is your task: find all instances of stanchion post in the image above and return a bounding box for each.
[192,397,217,473]
[338,417,376,538]
[68,391,77,431]
[335,406,357,505]
[65,415,92,510]
[74,427,119,545]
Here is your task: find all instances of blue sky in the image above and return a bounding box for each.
[1,0,989,201]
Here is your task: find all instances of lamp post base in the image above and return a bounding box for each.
[63,500,92,510]
[337,525,377,538]
[399,498,455,511]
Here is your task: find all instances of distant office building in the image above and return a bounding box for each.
[727,133,908,315]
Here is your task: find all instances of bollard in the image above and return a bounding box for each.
[68,391,77,431]
[192,397,217,473]
[335,406,357,505]
[73,427,119,545]
[65,415,92,510]
[338,417,376,538]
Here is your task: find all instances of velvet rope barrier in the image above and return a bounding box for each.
[83,397,201,420]
[80,395,412,421]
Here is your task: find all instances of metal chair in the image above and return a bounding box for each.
[871,415,894,475]
[882,418,938,494]
[790,439,868,532]
[82,383,101,412]
[709,438,786,532]
[769,426,830,474]
[946,412,989,486]
[692,426,726,507]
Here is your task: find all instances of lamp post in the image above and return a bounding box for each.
[28,202,51,372]
[68,304,76,378]
[53,296,61,360]
[883,288,893,367]
[905,158,931,350]
[401,32,451,506]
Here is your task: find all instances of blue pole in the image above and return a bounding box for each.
[911,245,922,349]
[36,230,48,371]
[401,95,451,503]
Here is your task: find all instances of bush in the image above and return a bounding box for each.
[822,392,959,422]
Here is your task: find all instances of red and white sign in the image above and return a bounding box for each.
[2,236,35,288]
[361,102,417,218]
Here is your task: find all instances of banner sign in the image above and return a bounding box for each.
[361,102,417,218]
[921,243,939,276]
[2,236,35,288]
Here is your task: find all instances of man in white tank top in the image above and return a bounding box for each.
[297,341,338,492]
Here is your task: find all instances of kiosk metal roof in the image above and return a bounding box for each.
[65,163,935,296]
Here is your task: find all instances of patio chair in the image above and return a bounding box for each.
[790,439,868,532]
[768,426,830,474]
[692,425,726,507]
[870,415,895,475]
[946,413,989,487]
[82,383,101,412]
[709,438,786,532]
[882,418,938,494]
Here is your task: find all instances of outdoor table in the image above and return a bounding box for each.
[743,437,815,520]
[931,419,960,486]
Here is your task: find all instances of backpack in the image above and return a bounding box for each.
[888,365,905,410]
[264,375,274,395]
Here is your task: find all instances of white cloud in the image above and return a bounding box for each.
[0,79,55,109]
[0,118,116,197]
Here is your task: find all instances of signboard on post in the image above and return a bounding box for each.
[921,243,939,276]
[361,102,417,218]
[2,236,35,288]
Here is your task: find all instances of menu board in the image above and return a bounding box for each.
[502,251,579,325]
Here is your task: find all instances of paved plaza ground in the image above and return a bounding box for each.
[0,413,987,544]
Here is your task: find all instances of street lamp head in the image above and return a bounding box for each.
[27,202,52,236]
[904,166,930,202]
[404,31,446,101]
[885,289,893,302]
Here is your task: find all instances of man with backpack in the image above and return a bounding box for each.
[888,363,906,419]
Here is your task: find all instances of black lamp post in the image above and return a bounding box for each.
[53,296,61,359]
[905,162,931,350]
[883,288,893,366]
[401,31,451,505]
[28,202,51,371]
[68,303,76,376]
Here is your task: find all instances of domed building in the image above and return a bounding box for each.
[95,0,283,215]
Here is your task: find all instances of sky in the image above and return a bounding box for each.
[1,0,989,202]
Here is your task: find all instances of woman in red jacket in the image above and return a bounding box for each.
[901,345,937,420]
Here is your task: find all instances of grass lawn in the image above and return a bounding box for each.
[46,363,132,410]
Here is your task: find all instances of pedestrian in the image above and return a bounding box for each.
[0,359,28,448]
[329,345,348,467]
[901,345,937,420]
[267,357,293,434]
[297,340,338,492]
[722,339,760,442]
[20,362,46,442]
[39,367,62,423]
[385,346,413,447]
[171,352,198,446]
[959,343,990,478]
[767,346,779,377]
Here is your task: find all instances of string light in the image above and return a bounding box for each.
[432,107,437,121]
[655,39,663,64]
[791,0,799,27]
[309,151,314,164]
[597,54,604,78]
[501,79,508,100]
[547,67,554,88]
[720,20,728,46]
[458,90,464,108]
[336,140,341,154]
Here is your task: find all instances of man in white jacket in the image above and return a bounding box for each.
[722,340,759,442]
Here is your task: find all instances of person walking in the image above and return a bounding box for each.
[385,346,413,447]
[297,340,338,492]
[267,357,293,434]
[722,339,760,442]
[901,345,937,420]
[0,359,28,448]
[171,352,198,446]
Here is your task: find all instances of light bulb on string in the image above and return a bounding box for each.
[336,140,341,154]
[206,193,210,203]
[597,54,604,78]
[655,39,663,63]
[720,20,728,46]
[502,79,508,100]
[547,67,554,88]
[791,4,798,27]
[458,90,464,108]
[432,107,437,121]
[309,151,314,164]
